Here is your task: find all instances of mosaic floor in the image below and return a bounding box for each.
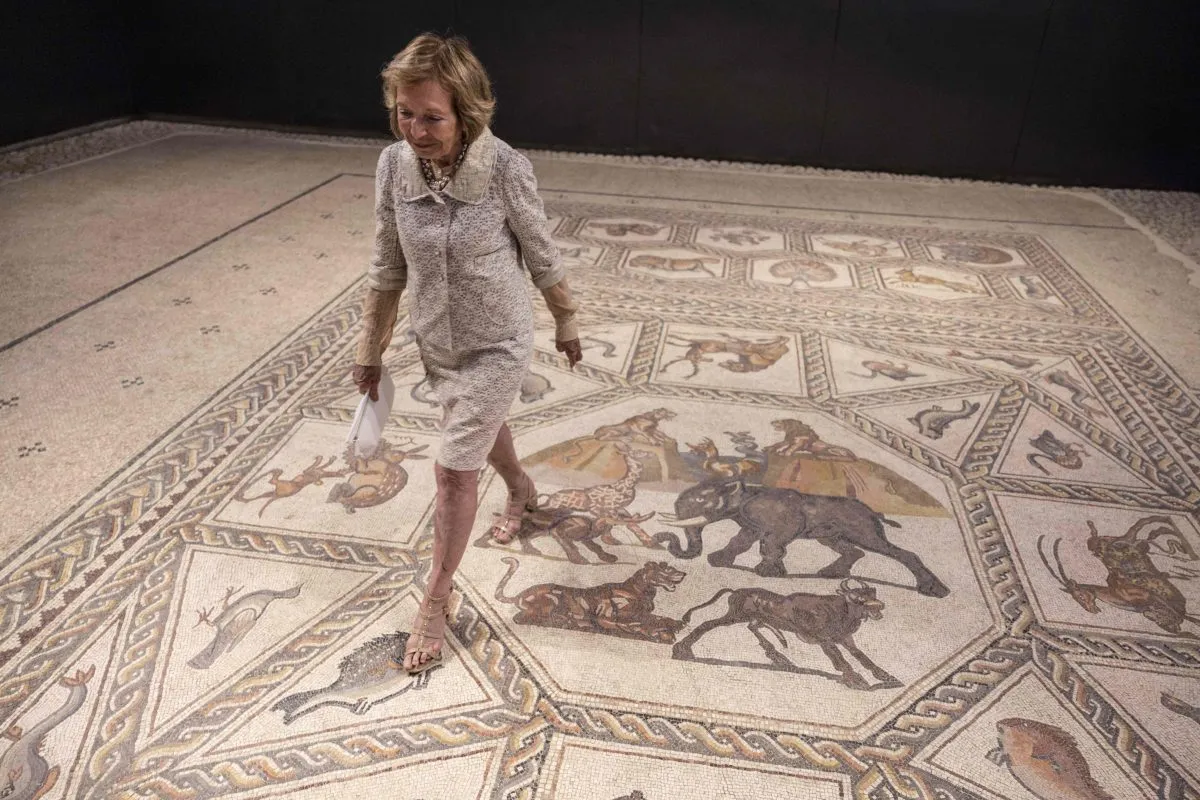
[1,123,1199,799]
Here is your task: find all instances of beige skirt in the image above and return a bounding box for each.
[419,330,533,470]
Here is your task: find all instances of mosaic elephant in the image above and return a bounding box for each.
[655,477,950,597]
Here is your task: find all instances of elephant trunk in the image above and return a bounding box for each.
[653,524,705,558]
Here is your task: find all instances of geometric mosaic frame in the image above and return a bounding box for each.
[2,178,1198,800]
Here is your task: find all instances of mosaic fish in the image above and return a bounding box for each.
[945,348,1038,370]
[986,717,1113,800]
[272,632,432,724]
[1161,692,1200,725]
[1044,370,1105,419]
[907,399,980,439]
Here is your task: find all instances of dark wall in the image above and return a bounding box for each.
[1014,0,1200,189]
[2,0,135,147]
[9,1,1200,189]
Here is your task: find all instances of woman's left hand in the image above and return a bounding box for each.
[556,339,583,369]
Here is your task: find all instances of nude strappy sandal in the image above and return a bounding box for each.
[489,473,538,544]
[404,590,451,674]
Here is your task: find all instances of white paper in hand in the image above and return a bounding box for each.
[347,369,395,458]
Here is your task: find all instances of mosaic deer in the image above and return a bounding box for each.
[327,437,429,513]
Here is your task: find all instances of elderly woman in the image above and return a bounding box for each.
[353,33,582,674]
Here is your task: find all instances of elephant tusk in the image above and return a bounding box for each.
[660,516,707,528]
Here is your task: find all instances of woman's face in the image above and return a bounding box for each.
[395,80,462,165]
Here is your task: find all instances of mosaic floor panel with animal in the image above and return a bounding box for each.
[2,124,1200,799]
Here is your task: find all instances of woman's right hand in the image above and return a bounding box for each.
[353,364,382,401]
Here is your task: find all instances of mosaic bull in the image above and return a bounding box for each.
[674,579,901,690]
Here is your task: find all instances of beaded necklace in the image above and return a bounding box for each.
[418,138,470,192]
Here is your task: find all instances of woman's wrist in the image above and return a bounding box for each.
[357,287,401,365]
[554,316,579,343]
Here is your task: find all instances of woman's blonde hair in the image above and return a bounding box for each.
[380,33,496,143]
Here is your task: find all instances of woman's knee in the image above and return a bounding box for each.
[434,462,480,492]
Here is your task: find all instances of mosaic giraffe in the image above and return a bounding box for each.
[540,443,659,547]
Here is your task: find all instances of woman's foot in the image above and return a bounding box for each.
[489,472,537,544]
[404,590,451,674]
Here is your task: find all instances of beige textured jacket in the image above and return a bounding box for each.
[356,128,578,365]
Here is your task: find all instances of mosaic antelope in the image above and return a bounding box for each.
[627,253,722,278]
[540,443,658,547]
[235,455,346,517]
[893,266,983,294]
[661,333,790,378]
[1038,516,1200,638]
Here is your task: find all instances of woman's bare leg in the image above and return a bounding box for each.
[486,423,537,542]
[405,463,478,673]
[486,423,524,489]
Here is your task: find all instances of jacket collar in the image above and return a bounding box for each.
[398,127,497,205]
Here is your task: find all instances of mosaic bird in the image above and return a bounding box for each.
[189,584,302,670]
[0,666,94,800]
[986,717,1113,800]
[271,632,433,724]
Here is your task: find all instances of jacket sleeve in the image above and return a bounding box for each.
[356,147,405,365]
[365,147,407,293]
[501,151,580,341]
[501,151,564,290]
[355,287,400,366]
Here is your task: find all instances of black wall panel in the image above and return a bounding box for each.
[638,0,840,163]
[2,0,134,147]
[821,0,1052,179]
[6,0,1199,189]
[1014,0,1200,188]
[454,0,641,150]
[135,0,290,123]
[282,1,454,133]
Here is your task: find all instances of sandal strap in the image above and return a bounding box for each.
[410,591,451,636]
